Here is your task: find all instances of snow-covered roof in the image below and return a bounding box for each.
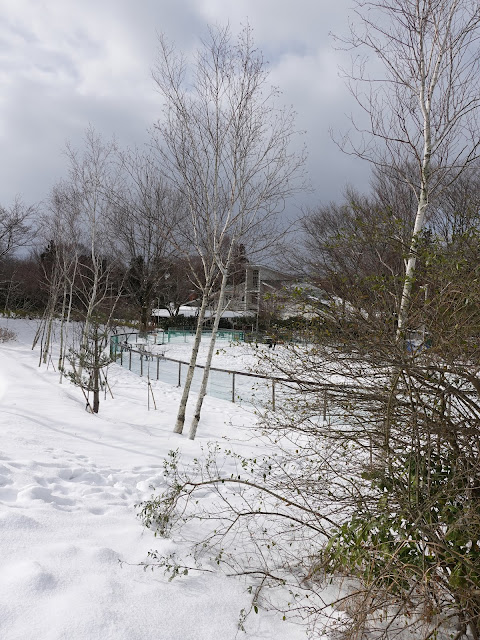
[152,306,253,319]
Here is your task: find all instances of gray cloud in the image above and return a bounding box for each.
[0,0,370,213]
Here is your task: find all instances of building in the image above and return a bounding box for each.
[225,264,295,314]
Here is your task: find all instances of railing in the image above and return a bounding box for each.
[110,331,295,409]
[110,332,471,425]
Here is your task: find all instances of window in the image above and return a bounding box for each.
[251,293,258,306]
[252,269,259,289]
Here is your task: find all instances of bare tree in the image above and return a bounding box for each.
[63,128,119,350]
[299,163,432,327]
[108,148,185,332]
[0,254,44,315]
[34,240,63,366]
[36,184,84,378]
[337,0,480,338]
[0,197,35,260]
[152,24,306,438]
[59,128,123,412]
[155,256,193,316]
[0,197,36,317]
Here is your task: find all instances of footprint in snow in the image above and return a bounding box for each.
[57,468,107,485]
[16,485,75,506]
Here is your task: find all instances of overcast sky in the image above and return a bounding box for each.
[1,0,371,215]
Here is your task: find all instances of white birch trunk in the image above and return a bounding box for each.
[58,277,68,380]
[189,255,232,440]
[396,46,433,341]
[32,310,46,350]
[173,286,210,434]
[396,182,429,340]
[59,265,76,383]
[42,305,55,365]
[78,256,99,382]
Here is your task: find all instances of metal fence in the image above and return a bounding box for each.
[109,332,480,445]
[110,332,286,408]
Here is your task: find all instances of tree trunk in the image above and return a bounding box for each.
[396,187,429,340]
[396,144,431,339]
[43,314,54,365]
[78,268,99,381]
[189,258,231,440]
[58,277,68,377]
[140,303,149,334]
[173,285,210,434]
[59,266,76,383]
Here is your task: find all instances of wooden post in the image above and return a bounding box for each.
[272,380,276,412]
[178,362,181,387]
[140,354,143,377]
[149,381,157,410]
[232,372,236,403]
[156,356,160,380]
[120,348,123,366]
[129,350,132,371]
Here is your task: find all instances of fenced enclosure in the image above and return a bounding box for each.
[110,332,463,429]
[110,331,291,409]
[110,332,480,480]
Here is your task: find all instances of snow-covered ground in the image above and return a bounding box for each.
[0,319,308,640]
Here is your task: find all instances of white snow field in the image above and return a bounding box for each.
[0,319,308,640]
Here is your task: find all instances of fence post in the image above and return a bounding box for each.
[272,380,276,412]
[129,350,132,371]
[140,354,143,377]
[120,348,123,366]
[178,362,181,387]
[156,356,159,380]
[232,372,236,403]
